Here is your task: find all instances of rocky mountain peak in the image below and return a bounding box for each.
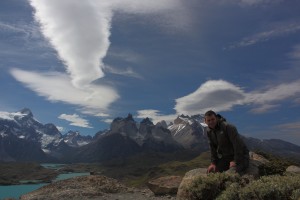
[140,117,154,126]
[19,108,33,117]
[125,113,134,121]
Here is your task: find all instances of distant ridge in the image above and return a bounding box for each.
[1,109,300,162]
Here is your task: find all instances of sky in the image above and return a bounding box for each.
[1,0,300,145]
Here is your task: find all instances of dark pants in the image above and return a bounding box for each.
[216,155,249,173]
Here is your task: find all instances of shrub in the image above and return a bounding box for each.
[240,174,300,199]
[291,189,300,200]
[254,150,296,176]
[187,172,300,200]
[188,173,242,200]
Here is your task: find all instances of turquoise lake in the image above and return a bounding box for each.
[0,171,90,199]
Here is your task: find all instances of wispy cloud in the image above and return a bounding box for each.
[275,121,300,130]
[227,21,300,49]
[246,80,300,105]
[0,22,28,33]
[238,0,283,6]
[11,0,185,119]
[136,109,177,124]
[56,126,64,132]
[249,104,279,114]
[103,65,143,79]
[28,0,184,88]
[107,48,144,64]
[10,68,119,115]
[58,113,92,128]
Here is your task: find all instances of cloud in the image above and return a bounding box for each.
[249,104,279,114]
[29,0,110,87]
[136,109,177,124]
[246,80,300,105]
[275,121,300,130]
[228,21,300,49]
[174,80,245,115]
[0,22,28,33]
[56,126,64,132]
[58,113,92,128]
[10,0,185,120]
[10,68,119,115]
[139,79,300,122]
[28,0,184,88]
[103,65,143,79]
[288,44,300,60]
[238,0,283,6]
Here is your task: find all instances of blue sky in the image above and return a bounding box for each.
[1,0,300,145]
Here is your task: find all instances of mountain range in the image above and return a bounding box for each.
[1,108,300,163]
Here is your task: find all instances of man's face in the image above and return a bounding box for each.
[205,115,217,129]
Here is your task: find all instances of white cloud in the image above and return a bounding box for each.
[249,104,279,114]
[0,22,27,33]
[139,79,300,122]
[29,0,110,88]
[58,113,92,128]
[239,0,283,6]
[28,0,184,88]
[11,0,186,119]
[288,44,300,60]
[103,65,143,79]
[228,21,300,49]
[137,109,177,124]
[56,126,64,132]
[174,80,245,115]
[246,80,300,104]
[10,68,119,115]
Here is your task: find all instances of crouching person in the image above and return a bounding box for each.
[204,110,249,174]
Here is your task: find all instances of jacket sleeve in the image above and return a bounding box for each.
[226,124,245,164]
[207,132,218,164]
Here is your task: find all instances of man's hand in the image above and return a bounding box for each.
[207,163,217,173]
[229,161,236,168]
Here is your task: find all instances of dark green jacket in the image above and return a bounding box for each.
[207,121,249,165]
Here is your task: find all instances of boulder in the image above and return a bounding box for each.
[286,165,300,174]
[243,160,261,178]
[177,168,207,200]
[147,176,182,195]
[249,151,269,164]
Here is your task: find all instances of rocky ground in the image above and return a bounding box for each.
[0,162,58,185]
[20,175,176,200]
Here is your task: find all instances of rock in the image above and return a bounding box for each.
[177,168,207,200]
[147,176,182,195]
[243,160,262,178]
[20,175,129,200]
[286,165,300,174]
[249,151,269,164]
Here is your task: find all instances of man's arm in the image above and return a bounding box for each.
[226,124,245,164]
[207,132,218,164]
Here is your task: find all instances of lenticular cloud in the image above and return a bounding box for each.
[29,0,110,87]
[29,0,182,88]
[20,0,183,114]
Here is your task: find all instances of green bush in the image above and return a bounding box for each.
[217,174,300,200]
[291,189,300,200]
[186,172,300,200]
[240,174,300,200]
[254,150,296,176]
[188,173,244,200]
[258,160,287,176]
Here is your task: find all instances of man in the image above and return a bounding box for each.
[205,110,249,174]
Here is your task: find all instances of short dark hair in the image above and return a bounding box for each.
[204,110,217,117]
